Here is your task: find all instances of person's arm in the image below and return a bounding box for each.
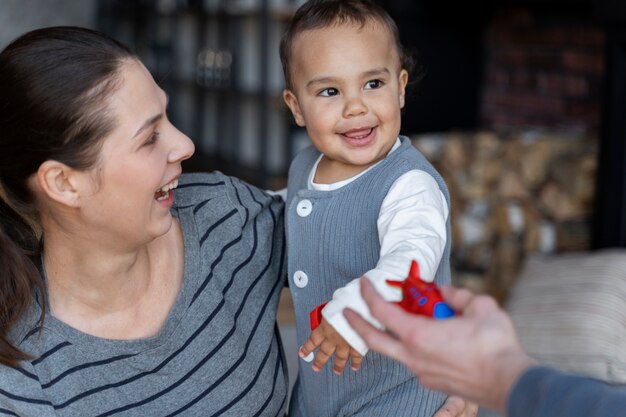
[321,170,449,355]
[344,279,535,413]
[347,280,626,417]
[509,366,626,417]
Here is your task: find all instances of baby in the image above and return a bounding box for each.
[281,1,452,416]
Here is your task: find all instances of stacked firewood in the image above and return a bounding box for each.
[412,130,598,302]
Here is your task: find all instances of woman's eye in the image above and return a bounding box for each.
[319,87,339,97]
[144,131,160,146]
[365,80,382,90]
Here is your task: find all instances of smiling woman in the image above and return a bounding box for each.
[70,59,195,248]
[0,26,287,416]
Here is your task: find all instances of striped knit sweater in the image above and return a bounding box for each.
[0,172,288,417]
[286,137,451,417]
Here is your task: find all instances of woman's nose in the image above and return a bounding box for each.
[168,126,195,163]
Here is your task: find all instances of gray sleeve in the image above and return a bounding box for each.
[508,366,626,417]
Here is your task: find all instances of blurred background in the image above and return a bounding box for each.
[2,0,621,299]
[2,1,626,414]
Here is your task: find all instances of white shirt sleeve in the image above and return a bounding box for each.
[321,170,449,355]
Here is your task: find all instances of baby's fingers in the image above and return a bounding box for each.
[332,346,350,375]
[312,341,334,372]
[350,351,363,371]
[299,329,324,359]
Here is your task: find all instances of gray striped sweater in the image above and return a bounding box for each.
[286,137,451,417]
[0,172,288,417]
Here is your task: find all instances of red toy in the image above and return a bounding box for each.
[385,260,455,319]
[309,260,453,331]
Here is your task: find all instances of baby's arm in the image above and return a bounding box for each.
[321,170,449,355]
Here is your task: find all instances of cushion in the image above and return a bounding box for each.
[506,249,626,383]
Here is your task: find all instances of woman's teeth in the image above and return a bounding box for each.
[155,179,178,201]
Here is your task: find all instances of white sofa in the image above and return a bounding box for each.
[506,249,626,383]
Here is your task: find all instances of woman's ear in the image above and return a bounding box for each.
[283,89,306,127]
[35,160,81,207]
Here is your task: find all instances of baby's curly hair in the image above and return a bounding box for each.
[280,0,423,91]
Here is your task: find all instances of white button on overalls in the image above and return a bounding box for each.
[293,270,308,288]
[296,199,312,217]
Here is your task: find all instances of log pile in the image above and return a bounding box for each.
[412,130,598,302]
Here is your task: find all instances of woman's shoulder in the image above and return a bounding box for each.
[6,298,44,351]
[1,311,56,416]
[0,360,53,416]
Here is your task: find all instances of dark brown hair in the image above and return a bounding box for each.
[0,26,135,367]
[279,0,420,90]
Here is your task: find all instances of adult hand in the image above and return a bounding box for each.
[434,396,478,417]
[344,279,535,412]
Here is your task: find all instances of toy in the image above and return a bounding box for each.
[385,260,455,319]
[309,260,453,332]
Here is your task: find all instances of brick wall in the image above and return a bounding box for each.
[481,7,605,133]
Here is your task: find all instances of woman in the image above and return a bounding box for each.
[0,26,471,416]
[0,26,287,416]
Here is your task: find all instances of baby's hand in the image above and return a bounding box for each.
[299,318,363,375]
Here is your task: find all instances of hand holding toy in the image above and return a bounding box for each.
[309,260,454,332]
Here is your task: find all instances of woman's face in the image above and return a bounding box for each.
[78,60,195,248]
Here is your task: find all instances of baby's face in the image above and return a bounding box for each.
[283,20,408,178]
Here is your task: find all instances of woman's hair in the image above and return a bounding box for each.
[279,0,422,90]
[0,26,135,367]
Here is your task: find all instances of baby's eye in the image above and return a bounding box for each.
[144,131,160,147]
[319,87,339,97]
[364,80,383,90]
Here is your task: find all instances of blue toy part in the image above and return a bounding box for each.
[433,302,455,319]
